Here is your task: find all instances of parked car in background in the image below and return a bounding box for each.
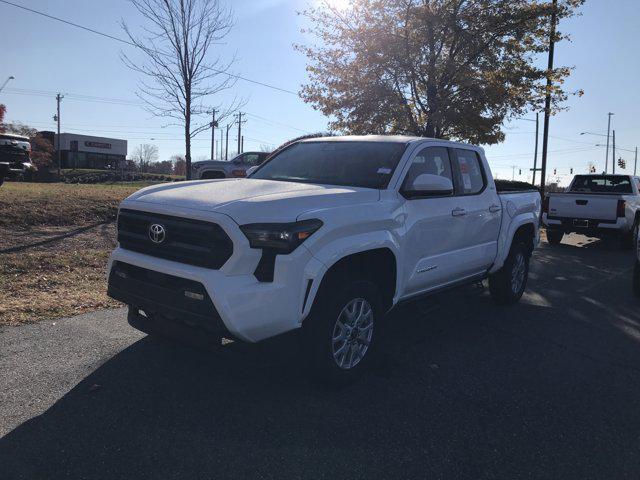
[191,151,270,179]
[108,136,540,383]
[0,133,35,186]
[543,174,640,246]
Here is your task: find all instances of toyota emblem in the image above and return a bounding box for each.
[148,223,166,244]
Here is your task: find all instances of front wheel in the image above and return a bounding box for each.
[489,242,530,305]
[303,277,382,385]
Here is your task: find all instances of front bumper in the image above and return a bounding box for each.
[0,161,34,176]
[107,245,325,343]
[108,261,230,337]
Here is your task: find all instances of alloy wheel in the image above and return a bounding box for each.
[331,298,374,370]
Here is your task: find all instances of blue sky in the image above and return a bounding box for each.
[1,0,638,184]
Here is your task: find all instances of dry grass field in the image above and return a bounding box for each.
[0,182,155,325]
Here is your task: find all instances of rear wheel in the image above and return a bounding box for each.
[622,218,640,250]
[303,277,382,385]
[489,242,530,305]
[546,228,564,245]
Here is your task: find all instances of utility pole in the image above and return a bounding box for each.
[225,123,232,160]
[532,112,540,185]
[539,0,557,197]
[635,147,638,176]
[612,130,616,174]
[605,112,614,174]
[236,112,244,155]
[511,165,517,181]
[241,136,244,154]
[55,93,63,177]
[210,109,218,160]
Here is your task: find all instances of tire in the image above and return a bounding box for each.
[619,232,634,250]
[303,277,382,385]
[634,261,640,297]
[546,228,564,245]
[489,241,530,305]
[622,218,640,250]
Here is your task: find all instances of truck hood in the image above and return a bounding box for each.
[123,178,380,224]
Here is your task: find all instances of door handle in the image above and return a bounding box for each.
[452,207,467,217]
[489,204,502,213]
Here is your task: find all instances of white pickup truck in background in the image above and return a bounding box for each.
[543,174,640,246]
[107,136,540,383]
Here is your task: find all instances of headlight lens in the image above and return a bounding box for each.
[240,219,323,254]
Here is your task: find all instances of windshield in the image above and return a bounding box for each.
[250,141,407,189]
[569,175,632,194]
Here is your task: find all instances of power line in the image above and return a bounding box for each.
[0,0,298,96]
[5,88,310,137]
[244,112,311,134]
[0,0,136,46]
[489,146,602,159]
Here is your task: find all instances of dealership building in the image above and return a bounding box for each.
[45,132,128,170]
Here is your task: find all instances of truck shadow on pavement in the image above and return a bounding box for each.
[2,242,640,479]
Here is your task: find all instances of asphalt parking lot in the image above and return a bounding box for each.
[1,233,639,479]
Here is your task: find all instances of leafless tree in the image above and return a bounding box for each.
[133,143,159,172]
[121,0,241,179]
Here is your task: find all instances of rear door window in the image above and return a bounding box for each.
[452,149,485,195]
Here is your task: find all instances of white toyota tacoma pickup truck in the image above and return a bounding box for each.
[543,174,640,246]
[107,136,540,382]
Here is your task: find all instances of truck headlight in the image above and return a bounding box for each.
[240,219,323,254]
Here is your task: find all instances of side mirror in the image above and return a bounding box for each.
[246,166,258,176]
[403,173,453,198]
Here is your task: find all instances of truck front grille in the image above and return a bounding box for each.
[117,209,233,269]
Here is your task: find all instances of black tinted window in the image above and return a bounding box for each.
[569,175,632,193]
[452,149,485,194]
[251,141,407,189]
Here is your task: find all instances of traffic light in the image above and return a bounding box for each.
[618,157,626,169]
[553,168,557,175]
[589,165,596,173]
[519,169,522,175]
[570,168,573,174]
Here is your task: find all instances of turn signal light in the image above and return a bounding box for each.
[617,200,626,218]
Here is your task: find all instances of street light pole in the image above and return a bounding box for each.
[56,93,63,177]
[0,75,14,93]
[605,112,614,173]
[612,130,616,174]
[210,109,217,160]
[539,0,558,197]
[635,147,638,176]
[532,112,540,185]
